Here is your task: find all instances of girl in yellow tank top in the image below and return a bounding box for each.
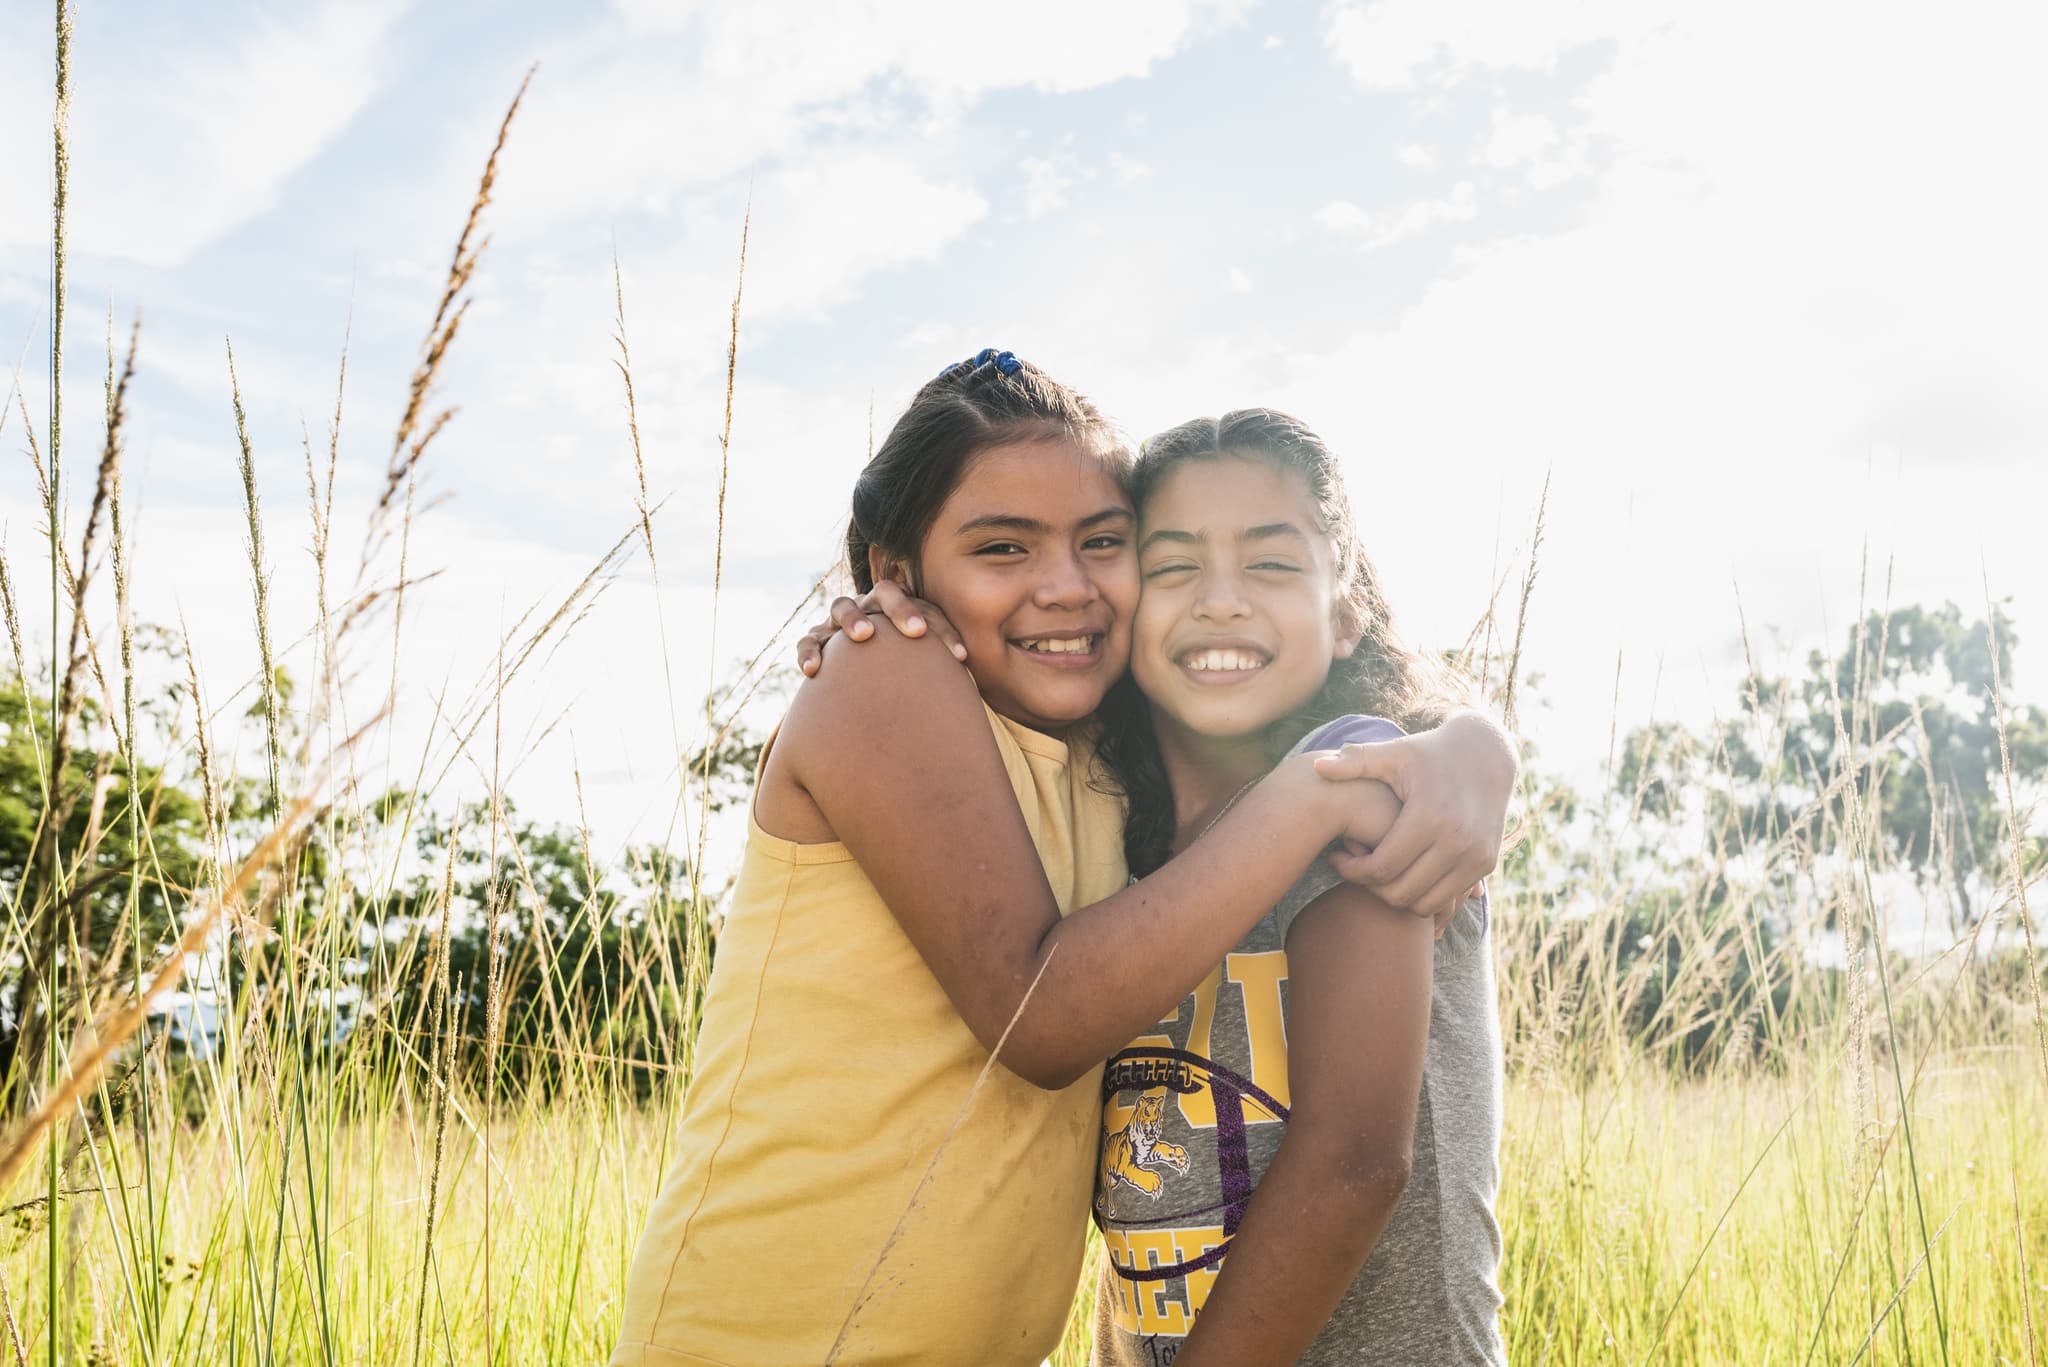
[612,351,1504,1366]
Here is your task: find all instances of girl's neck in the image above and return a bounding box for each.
[1152,714,1276,855]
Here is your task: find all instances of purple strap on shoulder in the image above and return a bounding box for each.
[1303,714,1405,750]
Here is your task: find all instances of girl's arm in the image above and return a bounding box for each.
[774,628,1401,1091]
[1171,884,1434,1367]
[797,583,1518,918]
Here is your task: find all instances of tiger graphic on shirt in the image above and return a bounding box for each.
[1097,1088,1190,1212]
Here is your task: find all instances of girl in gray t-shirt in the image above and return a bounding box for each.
[1087,409,1508,1366]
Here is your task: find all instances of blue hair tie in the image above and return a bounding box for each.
[937,347,1023,378]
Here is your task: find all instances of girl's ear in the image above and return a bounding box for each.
[1333,600,1363,661]
[866,545,917,595]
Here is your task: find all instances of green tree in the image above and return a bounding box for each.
[346,720,768,1099]
[0,670,207,1106]
[1716,602,2048,930]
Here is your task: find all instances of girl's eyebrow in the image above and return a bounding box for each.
[1139,522,1310,553]
[954,507,1133,536]
[1243,522,1311,544]
[1139,527,1200,553]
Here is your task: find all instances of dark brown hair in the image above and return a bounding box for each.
[1096,407,1458,875]
[845,353,1130,592]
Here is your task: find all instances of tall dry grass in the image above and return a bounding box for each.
[2,11,2043,1367]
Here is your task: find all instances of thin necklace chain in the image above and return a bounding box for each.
[1194,774,1262,844]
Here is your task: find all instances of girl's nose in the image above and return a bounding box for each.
[1034,548,1101,608]
[1194,567,1251,622]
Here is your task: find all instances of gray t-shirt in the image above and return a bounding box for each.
[1090,715,1506,1367]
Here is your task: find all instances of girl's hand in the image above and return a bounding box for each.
[1311,711,1517,919]
[795,577,967,676]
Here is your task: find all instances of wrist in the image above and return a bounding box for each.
[1279,752,1352,841]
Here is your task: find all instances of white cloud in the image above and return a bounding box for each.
[479,1,1247,244]
[1110,153,1156,182]
[1282,0,2048,769]
[898,319,964,352]
[1315,180,1478,249]
[1227,266,1255,294]
[747,154,989,319]
[1480,110,1558,166]
[1480,108,1589,188]
[0,2,408,267]
[675,0,1253,106]
[1396,142,1440,169]
[1322,0,1650,91]
[1020,156,1076,218]
[1313,200,1371,235]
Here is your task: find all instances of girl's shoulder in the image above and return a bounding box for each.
[780,626,983,742]
[1291,713,1406,755]
[757,628,992,840]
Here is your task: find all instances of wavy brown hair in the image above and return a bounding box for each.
[1095,408,1459,876]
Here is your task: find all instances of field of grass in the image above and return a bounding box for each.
[4,16,2045,1367]
[3,1058,2041,1362]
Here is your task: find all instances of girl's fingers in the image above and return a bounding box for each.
[1421,873,1475,929]
[1311,740,1406,784]
[871,578,968,661]
[1325,843,1377,884]
[1411,853,1486,923]
[798,584,964,668]
[1348,811,1429,891]
[867,580,926,637]
[927,614,967,662]
[1371,837,1460,916]
[1329,839,1450,922]
[796,622,834,675]
[827,595,874,640]
[797,597,870,677]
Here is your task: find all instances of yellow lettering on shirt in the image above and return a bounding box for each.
[1102,1225,1229,1336]
[1225,950,1291,1117]
[1175,964,1224,1129]
[1184,1235,1225,1316]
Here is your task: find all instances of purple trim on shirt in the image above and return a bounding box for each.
[1303,713,1406,751]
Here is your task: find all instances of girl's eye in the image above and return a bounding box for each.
[974,542,1027,557]
[1249,560,1300,574]
[1144,562,1197,579]
[1083,534,1128,552]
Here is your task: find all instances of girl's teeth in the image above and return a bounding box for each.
[1024,636,1092,654]
[1186,649,1265,672]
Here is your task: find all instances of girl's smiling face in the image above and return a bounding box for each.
[902,437,1137,733]
[1131,455,1359,742]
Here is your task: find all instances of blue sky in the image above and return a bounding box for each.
[2,0,2043,853]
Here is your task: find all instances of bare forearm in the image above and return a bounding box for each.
[996,758,1395,1087]
[789,635,1408,1089]
[1172,1135,1408,1367]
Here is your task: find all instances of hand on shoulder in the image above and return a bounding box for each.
[761,627,984,844]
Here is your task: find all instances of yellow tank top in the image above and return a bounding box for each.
[612,704,1127,1367]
